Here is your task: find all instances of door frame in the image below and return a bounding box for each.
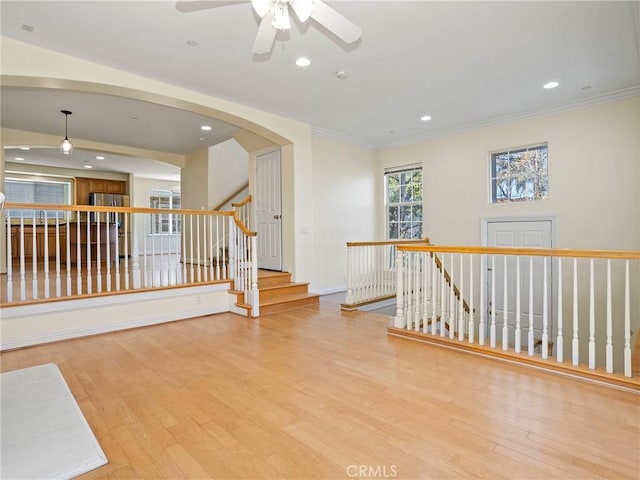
[480,215,558,341]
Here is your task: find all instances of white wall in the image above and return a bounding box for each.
[378,96,640,369]
[311,135,378,292]
[377,97,640,251]
[209,138,249,209]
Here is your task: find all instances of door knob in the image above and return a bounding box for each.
[273,214,281,220]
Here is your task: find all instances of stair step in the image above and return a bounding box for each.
[259,282,310,302]
[260,293,320,316]
[258,271,292,288]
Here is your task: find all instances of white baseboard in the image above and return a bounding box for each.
[357,297,396,312]
[311,285,346,296]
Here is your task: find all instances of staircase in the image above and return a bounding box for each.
[257,270,319,315]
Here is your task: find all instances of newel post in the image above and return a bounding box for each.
[393,249,405,328]
[250,235,260,317]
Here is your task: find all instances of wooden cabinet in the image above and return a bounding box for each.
[10,223,116,264]
[10,225,67,260]
[75,177,127,204]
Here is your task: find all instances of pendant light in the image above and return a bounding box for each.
[59,110,73,155]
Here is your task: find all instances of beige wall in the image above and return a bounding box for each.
[208,138,249,209]
[1,37,315,284]
[377,97,640,251]
[311,135,378,291]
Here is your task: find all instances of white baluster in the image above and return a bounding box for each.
[97,215,102,292]
[43,214,50,298]
[414,252,421,331]
[515,256,521,353]
[116,214,123,291]
[431,253,437,335]
[588,258,595,369]
[32,212,38,299]
[215,216,220,281]
[251,235,259,317]
[131,213,140,289]
[393,249,405,328]
[572,258,579,366]
[6,213,13,302]
[542,257,549,359]
[458,254,464,341]
[605,259,613,373]
[55,213,61,297]
[624,261,631,377]
[143,214,149,288]
[423,252,430,334]
[221,216,227,280]
[86,219,92,294]
[440,255,446,337]
[502,255,508,350]
[449,254,455,340]
[65,214,71,296]
[76,214,82,295]
[490,255,496,348]
[479,254,485,345]
[468,254,475,344]
[106,216,111,292]
[556,258,563,363]
[528,256,534,356]
[209,216,214,282]
[19,215,26,301]
[189,215,195,283]
[346,246,353,304]
[406,252,413,330]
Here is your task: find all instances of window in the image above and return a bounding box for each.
[385,165,423,239]
[149,189,181,235]
[4,177,72,220]
[490,144,548,203]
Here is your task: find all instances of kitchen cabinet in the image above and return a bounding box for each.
[10,225,67,261]
[75,177,127,204]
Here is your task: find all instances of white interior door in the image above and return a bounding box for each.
[486,220,553,343]
[255,150,282,271]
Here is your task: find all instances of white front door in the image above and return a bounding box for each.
[486,219,553,344]
[255,150,282,271]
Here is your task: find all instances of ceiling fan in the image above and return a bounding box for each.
[176,0,362,54]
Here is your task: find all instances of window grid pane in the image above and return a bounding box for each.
[385,167,423,240]
[491,144,548,204]
[149,189,182,235]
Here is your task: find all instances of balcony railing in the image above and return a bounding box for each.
[2,203,258,316]
[391,245,639,381]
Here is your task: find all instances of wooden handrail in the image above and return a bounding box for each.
[232,212,256,237]
[347,238,430,247]
[3,202,236,217]
[213,182,250,211]
[231,195,252,208]
[398,244,640,260]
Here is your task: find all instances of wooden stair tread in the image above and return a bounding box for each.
[260,292,319,307]
[260,282,309,292]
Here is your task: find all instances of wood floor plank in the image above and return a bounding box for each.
[1,304,638,479]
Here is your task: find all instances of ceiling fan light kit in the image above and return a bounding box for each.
[179,0,361,54]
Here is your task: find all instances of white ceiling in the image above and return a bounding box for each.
[1,1,639,178]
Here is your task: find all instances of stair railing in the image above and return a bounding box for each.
[231,195,253,231]
[2,202,259,317]
[393,244,640,379]
[343,238,430,309]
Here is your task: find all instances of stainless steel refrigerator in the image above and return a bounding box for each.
[89,193,130,257]
[89,193,130,224]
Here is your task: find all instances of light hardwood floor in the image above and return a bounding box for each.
[1,304,638,479]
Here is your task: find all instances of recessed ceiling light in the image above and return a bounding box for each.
[83,165,93,169]
[295,57,311,67]
[96,156,105,160]
[14,157,24,161]
[336,70,349,80]
[543,81,559,89]
[420,115,432,122]
[186,40,198,47]
[19,147,30,150]
[21,24,34,33]
[201,125,212,131]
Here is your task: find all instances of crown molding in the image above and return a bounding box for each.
[314,86,640,151]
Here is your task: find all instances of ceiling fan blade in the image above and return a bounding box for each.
[250,0,272,18]
[310,0,362,44]
[175,1,248,14]
[253,11,277,54]
[290,0,314,22]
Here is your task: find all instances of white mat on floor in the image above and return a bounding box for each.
[1,363,108,479]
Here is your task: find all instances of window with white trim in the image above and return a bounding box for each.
[149,189,181,235]
[5,177,72,221]
[490,144,548,203]
[384,165,423,240]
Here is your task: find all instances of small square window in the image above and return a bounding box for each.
[490,144,548,203]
